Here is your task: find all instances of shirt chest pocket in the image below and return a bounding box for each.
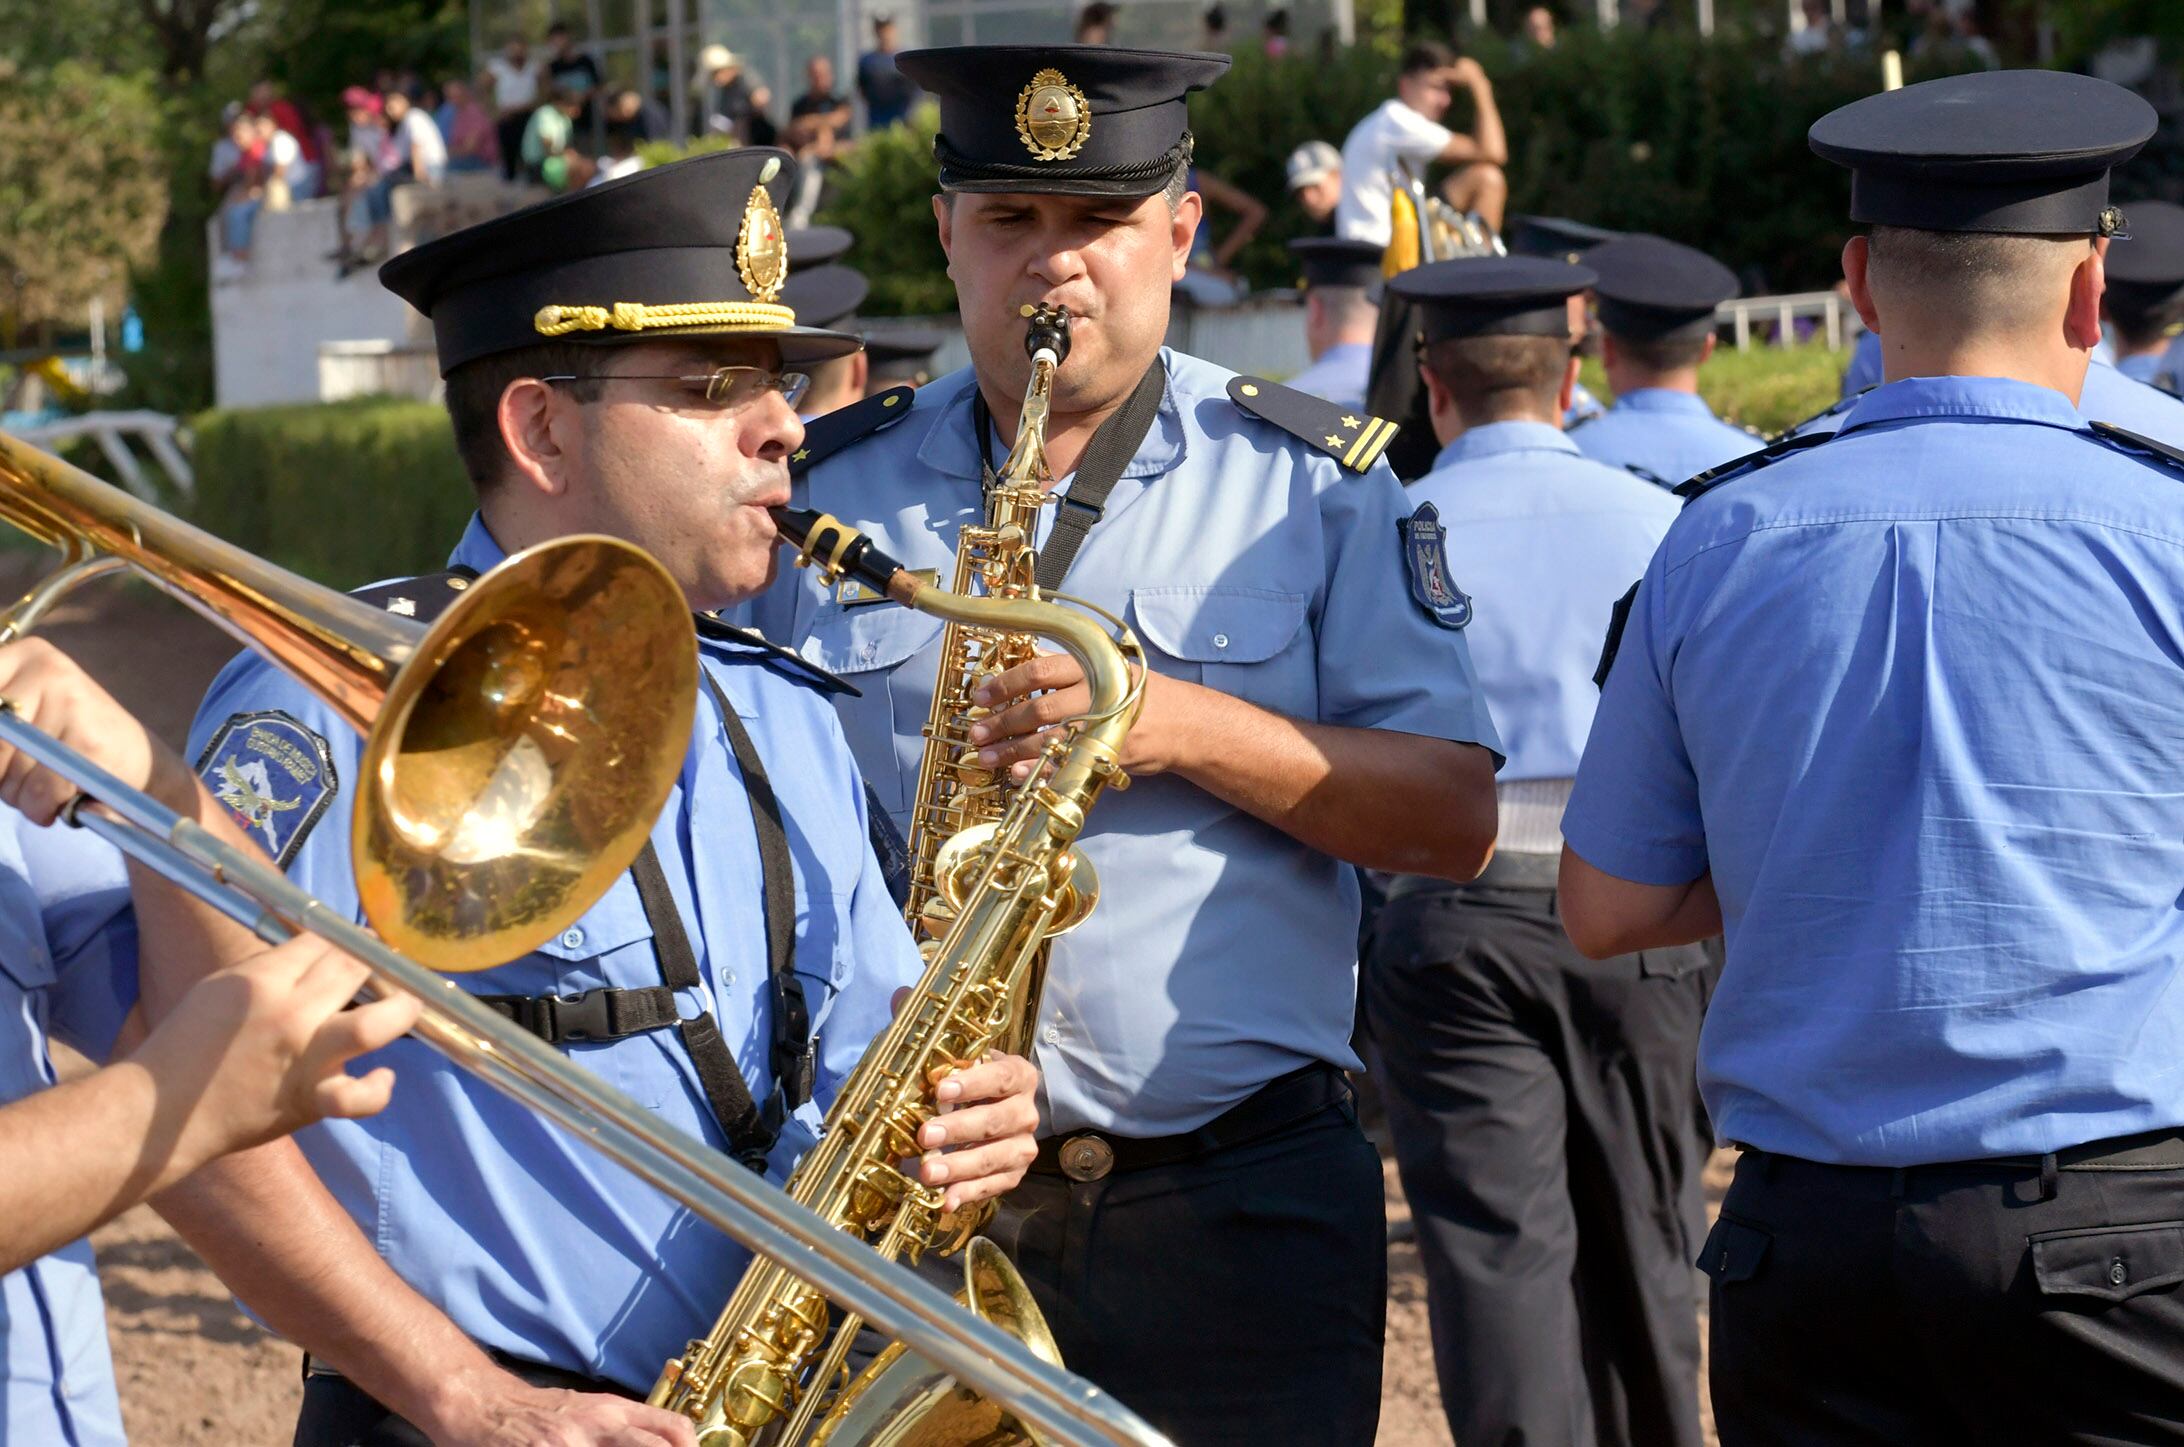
[802,606,946,816]
[1130,586,1316,720]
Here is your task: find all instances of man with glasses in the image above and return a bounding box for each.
[157,149,1044,1445]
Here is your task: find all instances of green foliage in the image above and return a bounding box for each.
[635,133,738,168]
[262,0,470,132]
[118,87,219,417]
[190,397,475,587]
[0,61,167,328]
[815,105,956,317]
[1580,341,1846,439]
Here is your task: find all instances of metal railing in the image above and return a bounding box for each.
[14,411,192,500]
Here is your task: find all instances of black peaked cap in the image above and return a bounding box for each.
[783,265,872,333]
[1586,234,1738,341]
[896,45,1230,197]
[1289,237,1385,291]
[1808,70,2155,236]
[1388,256,1594,342]
[379,148,861,375]
[1508,215,1622,262]
[2106,199,2184,315]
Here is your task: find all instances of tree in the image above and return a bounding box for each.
[0,60,166,332]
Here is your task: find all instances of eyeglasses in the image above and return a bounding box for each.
[539,366,811,410]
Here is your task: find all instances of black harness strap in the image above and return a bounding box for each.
[702,672,813,1118]
[973,357,1166,593]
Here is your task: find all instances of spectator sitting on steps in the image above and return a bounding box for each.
[1338,41,1509,244]
[438,77,501,174]
[523,84,595,193]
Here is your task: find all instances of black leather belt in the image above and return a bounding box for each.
[1386,850,1559,900]
[1032,1063,1352,1183]
[1740,1126,2184,1175]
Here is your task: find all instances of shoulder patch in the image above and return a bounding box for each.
[1397,502,1472,630]
[350,567,479,626]
[195,710,338,868]
[692,613,862,698]
[1673,430,1835,503]
[2088,421,2184,474]
[1228,375,1399,474]
[1594,579,1641,690]
[790,385,917,476]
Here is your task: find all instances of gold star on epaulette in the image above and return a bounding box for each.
[1340,415,1361,429]
[1325,433,1346,449]
[792,448,810,462]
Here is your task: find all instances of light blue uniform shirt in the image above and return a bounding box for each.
[185,513,921,1392]
[1409,423,1676,783]
[747,349,1502,1136]
[1801,357,2184,450]
[2116,349,2163,385]
[1568,388,1757,489]
[1565,375,2184,1166]
[1284,341,1372,413]
[0,810,134,1447]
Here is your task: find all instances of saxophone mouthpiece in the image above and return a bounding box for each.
[770,506,914,599]
[1018,302,1072,365]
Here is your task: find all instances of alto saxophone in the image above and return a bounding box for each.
[906,303,1086,1038]
[648,310,1147,1447]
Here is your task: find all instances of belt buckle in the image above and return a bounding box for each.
[1058,1133,1115,1182]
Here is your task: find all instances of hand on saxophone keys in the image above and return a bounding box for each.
[966,650,1169,780]
[890,989,1043,1213]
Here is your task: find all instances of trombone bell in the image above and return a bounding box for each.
[0,430,698,971]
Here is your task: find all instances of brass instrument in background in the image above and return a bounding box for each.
[648,310,1148,1444]
[0,433,1171,1447]
[1383,159,1503,277]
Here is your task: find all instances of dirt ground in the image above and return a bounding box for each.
[16,552,1728,1445]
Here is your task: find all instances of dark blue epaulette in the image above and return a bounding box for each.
[1773,386,1870,442]
[1227,376,1399,474]
[789,385,917,477]
[692,613,861,698]
[1622,462,1674,490]
[1673,431,1836,502]
[351,569,477,623]
[2088,421,2184,477]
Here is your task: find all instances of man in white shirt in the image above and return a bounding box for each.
[1338,42,1508,244]
[487,37,541,180]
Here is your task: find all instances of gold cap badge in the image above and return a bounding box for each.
[1017,68,1091,162]
[737,184,788,302]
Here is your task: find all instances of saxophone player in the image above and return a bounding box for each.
[151,148,1044,1446]
[744,47,1503,1447]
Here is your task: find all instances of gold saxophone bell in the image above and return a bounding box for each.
[0,431,697,968]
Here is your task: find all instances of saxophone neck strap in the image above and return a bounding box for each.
[971,356,1167,594]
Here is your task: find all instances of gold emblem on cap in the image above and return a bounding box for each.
[1017,68,1091,162]
[737,184,788,303]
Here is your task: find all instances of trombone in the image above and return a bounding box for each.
[0,432,1170,1447]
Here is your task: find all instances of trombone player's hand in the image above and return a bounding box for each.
[125,937,422,1170]
[0,637,201,823]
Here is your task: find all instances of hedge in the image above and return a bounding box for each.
[176,343,1844,590]
[819,31,1981,313]
[188,396,472,588]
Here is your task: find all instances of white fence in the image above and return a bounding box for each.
[15,412,193,501]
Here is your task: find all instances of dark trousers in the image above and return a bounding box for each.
[1707,1147,2184,1446]
[1362,864,1714,1447]
[293,1353,636,1446]
[992,1096,1387,1447]
[494,112,528,180]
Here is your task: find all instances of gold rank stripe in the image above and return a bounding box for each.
[1342,415,1397,472]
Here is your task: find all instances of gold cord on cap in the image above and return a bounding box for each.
[533,300,798,336]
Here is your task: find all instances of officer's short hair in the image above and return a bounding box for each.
[1609,331,1709,373]
[442,342,602,489]
[1421,334,1568,417]
[1311,283,1378,331]
[1865,225,2090,334]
